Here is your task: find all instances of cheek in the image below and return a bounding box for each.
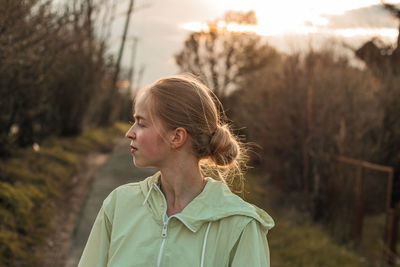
[140,131,167,155]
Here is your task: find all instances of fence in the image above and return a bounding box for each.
[310,153,395,265]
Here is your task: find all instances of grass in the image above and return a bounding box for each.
[244,170,368,267]
[0,122,129,266]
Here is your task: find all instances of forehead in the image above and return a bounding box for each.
[133,91,168,131]
[134,91,150,116]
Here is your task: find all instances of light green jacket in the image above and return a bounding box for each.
[78,172,274,267]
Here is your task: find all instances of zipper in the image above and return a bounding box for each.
[153,183,195,267]
[155,184,169,267]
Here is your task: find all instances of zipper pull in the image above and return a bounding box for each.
[162,224,167,238]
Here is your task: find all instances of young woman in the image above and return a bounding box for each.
[78,74,274,267]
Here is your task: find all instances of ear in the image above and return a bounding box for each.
[170,127,187,149]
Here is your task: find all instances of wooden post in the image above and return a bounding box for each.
[384,169,395,264]
[352,163,364,244]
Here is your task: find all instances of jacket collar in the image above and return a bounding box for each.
[139,172,275,233]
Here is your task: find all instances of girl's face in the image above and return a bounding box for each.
[125,93,172,168]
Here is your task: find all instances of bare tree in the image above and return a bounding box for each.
[355,2,400,78]
[175,10,279,100]
[0,0,128,154]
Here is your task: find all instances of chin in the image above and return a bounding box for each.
[133,158,143,167]
[133,158,149,168]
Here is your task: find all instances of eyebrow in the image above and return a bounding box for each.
[133,114,146,121]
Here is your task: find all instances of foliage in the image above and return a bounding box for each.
[228,48,382,193]
[0,0,131,156]
[0,122,128,266]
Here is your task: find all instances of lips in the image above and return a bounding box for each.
[130,145,137,153]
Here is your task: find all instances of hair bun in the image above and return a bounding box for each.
[208,124,239,166]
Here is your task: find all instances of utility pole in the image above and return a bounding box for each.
[112,0,135,91]
[128,37,139,92]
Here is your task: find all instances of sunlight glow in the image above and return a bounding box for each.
[181,21,259,33]
[181,22,210,32]
[190,0,400,39]
[215,0,383,16]
[180,20,399,39]
[226,23,257,33]
[332,28,398,38]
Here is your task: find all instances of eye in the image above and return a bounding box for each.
[131,119,145,127]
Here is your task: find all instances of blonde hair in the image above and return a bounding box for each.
[137,74,247,193]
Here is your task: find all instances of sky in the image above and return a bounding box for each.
[103,0,400,89]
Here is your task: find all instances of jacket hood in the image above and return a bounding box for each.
[139,172,275,233]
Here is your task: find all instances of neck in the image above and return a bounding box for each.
[158,157,206,216]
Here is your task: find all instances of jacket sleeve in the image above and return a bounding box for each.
[229,219,271,267]
[77,206,112,267]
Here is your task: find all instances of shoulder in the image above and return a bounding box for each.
[101,174,156,218]
[104,182,142,205]
[103,173,158,205]
[101,182,141,218]
[201,178,274,233]
[217,210,270,239]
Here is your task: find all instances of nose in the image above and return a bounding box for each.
[125,125,135,139]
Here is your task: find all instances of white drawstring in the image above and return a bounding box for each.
[142,184,154,205]
[200,222,212,267]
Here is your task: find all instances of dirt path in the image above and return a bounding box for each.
[38,138,156,267]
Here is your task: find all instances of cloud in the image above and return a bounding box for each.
[321,4,399,29]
